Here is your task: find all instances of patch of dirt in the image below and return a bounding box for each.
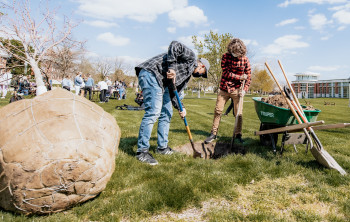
[173,141,247,159]
[261,95,315,110]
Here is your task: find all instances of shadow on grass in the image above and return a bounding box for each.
[217,136,272,154]
[180,135,347,175]
[295,159,325,171]
[213,137,279,160]
[170,129,209,137]
[0,208,27,219]
[0,191,102,219]
[118,136,137,156]
[118,132,346,177]
[184,97,216,100]
[118,136,159,156]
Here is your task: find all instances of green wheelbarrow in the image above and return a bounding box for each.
[252,97,322,153]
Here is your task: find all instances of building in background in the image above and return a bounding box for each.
[291,72,350,99]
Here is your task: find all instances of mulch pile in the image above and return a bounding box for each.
[261,95,315,110]
[261,95,289,109]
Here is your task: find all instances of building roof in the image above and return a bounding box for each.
[294,72,320,76]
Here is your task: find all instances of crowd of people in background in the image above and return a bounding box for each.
[0,68,128,105]
[61,72,127,103]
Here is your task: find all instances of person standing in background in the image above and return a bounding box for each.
[98,78,108,103]
[61,75,72,91]
[85,74,94,100]
[0,69,12,99]
[74,72,83,95]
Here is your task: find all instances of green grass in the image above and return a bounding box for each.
[1,89,350,221]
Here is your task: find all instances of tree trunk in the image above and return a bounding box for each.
[29,58,47,96]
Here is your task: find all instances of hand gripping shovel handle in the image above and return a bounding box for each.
[171,81,202,158]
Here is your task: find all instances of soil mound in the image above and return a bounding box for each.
[261,95,289,108]
[261,95,315,110]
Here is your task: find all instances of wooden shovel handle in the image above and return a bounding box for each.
[265,62,303,125]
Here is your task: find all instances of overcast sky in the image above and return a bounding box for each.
[4,0,350,81]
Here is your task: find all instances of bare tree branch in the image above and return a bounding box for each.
[0,0,79,95]
[96,58,113,78]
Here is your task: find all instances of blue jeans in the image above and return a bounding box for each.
[137,69,173,153]
[119,88,124,100]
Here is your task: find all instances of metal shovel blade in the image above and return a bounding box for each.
[174,141,215,159]
[310,147,347,175]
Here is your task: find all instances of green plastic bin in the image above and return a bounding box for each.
[252,97,321,126]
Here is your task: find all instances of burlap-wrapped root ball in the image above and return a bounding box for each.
[0,88,120,214]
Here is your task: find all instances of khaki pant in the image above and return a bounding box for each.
[210,89,243,135]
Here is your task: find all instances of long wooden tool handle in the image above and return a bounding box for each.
[277,62,316,124]
[277,62,346,175]
[278,60,302,109]
[278,60,309,123]
[234,80,246,127]
[265,62,303,125]
[277,60,322,150]
[173,86,193,141]
[278,60,313,124]
[265,62,315,149]
[255,121,324,135]
[313,123,350,130]
[231,80,246,147]
[171,81,201,157]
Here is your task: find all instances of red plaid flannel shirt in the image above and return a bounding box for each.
[220,53,251,92]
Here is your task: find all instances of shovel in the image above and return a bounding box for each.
[170,81,202,158]
[230,80,245,150]
[277,60,346,175]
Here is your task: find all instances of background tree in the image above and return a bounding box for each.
[78,57,96,79]
[0,0,77,95]
[192,31,233,92]
[95,58,113,80]
[250,68,275,95]
[112,57,127,82]
[44,39,85,79]
[0,38,32,76]
[111,58,137,87]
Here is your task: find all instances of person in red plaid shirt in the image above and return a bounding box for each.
[204,38,251,144]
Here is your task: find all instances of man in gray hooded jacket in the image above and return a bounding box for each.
[135,41,210,165]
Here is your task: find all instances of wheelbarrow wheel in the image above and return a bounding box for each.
[259,123,278,146]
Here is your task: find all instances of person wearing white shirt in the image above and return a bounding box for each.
[98,79,108,103]
[106,76,112,86]
[0,69,12,99]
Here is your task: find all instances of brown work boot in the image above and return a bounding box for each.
[235,134,245,143]
[204,133,217,144]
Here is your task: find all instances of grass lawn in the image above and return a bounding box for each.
[0,89,350,221]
